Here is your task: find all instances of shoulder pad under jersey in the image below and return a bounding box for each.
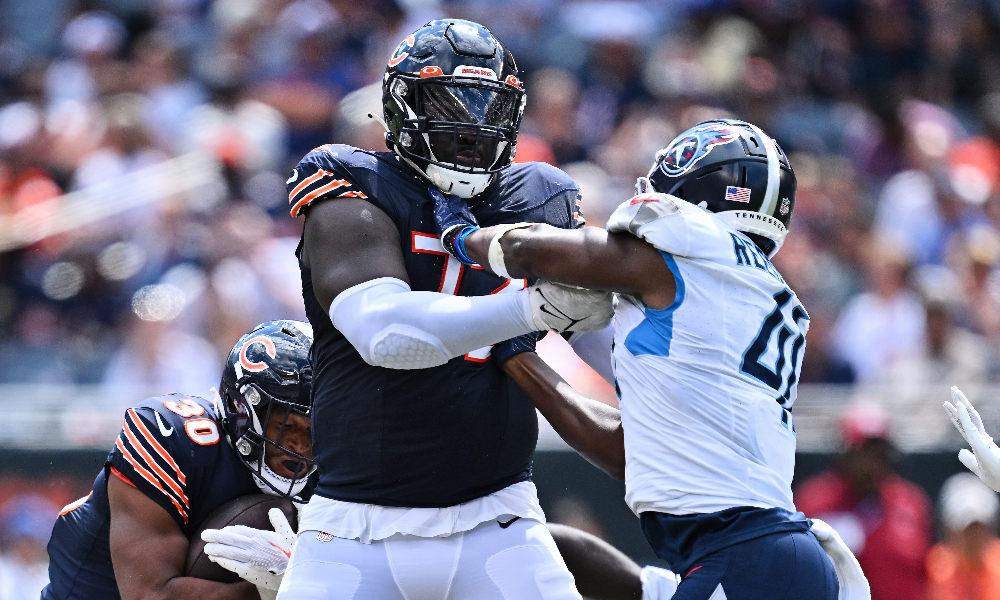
[287,145,379,217]
[606,193,735,260]
[478,161,583,229]
[107,394,223,526]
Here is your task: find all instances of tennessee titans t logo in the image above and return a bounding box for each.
[659,124,740,176]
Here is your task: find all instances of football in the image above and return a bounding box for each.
[184,494,297,582]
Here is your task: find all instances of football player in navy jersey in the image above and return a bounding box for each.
[42,320,316,600]
[282,18,614,600]
[42,314,680,600]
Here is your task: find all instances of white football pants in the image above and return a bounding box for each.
[277,518,582,600]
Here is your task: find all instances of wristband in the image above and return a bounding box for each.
[488,223,533,279]
[453,226,479,265]
[441,225,479,266]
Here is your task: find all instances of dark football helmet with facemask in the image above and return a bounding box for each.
[641,119,796,258]
[382,19,526,199]
[216,320,315,498]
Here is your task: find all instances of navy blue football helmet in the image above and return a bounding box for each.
[217,320,315,498]
[644,119,796,257]
[382,19,525,199]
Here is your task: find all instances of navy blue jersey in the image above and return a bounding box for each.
[291,145,583,507]
[42,394,262,600]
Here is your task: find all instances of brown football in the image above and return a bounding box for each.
[184,494,297,582]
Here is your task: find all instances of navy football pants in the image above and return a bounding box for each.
[671,530,838,600]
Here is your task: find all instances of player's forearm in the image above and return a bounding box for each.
[504,352,625,479]
[548,523,642,600]
[465,224,589,282]
[464,225,663,301]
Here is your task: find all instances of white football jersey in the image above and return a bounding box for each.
[606,193,808,516]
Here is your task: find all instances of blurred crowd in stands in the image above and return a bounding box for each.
[3,0,1000,394]
[7,0,1000,595]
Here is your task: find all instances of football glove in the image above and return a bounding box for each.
[810,518,871,600]
[492,331,543,369]
[429,186,479,266]
[202,508,296,594]
[944,386,1000,493]
[640,565,679,600]
[528,281,614,333]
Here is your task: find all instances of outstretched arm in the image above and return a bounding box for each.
[503,351,625,480]
[301,200,612,369]
[462,225,677,310]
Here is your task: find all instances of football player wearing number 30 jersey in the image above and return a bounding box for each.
[441,120,871,600]
[43,321,317,600]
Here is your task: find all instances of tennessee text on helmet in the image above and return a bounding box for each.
[382,19,526,199]
[645,119,796,257]
[217,320,315,498]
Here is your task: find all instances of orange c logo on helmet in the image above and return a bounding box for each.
[239,336,277,372]
[420,66,444,78]
[388,34,416,67]
[505,75,521,88]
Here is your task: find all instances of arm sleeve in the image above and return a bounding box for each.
[330,277,539,369]
[567,324,615,385]
[108,407,192,526]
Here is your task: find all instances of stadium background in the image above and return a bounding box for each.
[0,0,998,595]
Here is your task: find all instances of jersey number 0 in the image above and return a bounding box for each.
[740,289,808,407]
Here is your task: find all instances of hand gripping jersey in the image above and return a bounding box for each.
[43,394,264,600]
[606,194,809,517]
[291,144,583,507]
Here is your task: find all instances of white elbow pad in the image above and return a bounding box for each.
[368,324,450,369]
[331,278,451,369]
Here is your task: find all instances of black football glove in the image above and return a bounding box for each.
[429,186,479,265]
[492,331,544,369]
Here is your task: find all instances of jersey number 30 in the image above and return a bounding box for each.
[740,289,808,406]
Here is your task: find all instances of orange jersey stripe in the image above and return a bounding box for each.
[290,178,351,217]
[125,409,187,485]
[109,466,135,487]
[121,419,189,509]
[288,169,330,204]
[58,493,92,516]
[116,437,188,522]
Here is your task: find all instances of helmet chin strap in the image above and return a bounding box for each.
[425,164,493,198]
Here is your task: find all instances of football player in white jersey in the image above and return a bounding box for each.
[433,119,870,600]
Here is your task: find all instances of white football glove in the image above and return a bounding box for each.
[201,508,296,595]
[944,386,1000,493]
[640,565,679,600]
[810,518,871,600]
[528,281,614,333]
